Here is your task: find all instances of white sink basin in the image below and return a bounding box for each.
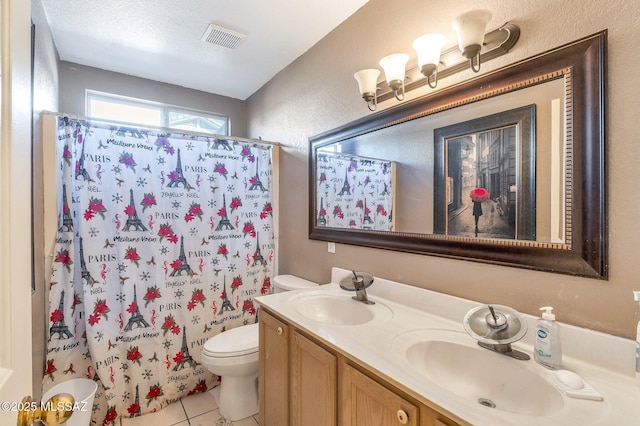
[292,292,392,326]
[396,329,564,416]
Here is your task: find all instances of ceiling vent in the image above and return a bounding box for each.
[201,24,247,49]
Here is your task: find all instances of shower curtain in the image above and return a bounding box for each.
[43,116,275,425]
[316,152,395,231]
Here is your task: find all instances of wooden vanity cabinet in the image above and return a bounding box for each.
[259,308,465,426]
[259,309,290,426]
[291,331,337,425]
[341,362,418,426]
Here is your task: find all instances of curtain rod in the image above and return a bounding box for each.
[41,110,281,147]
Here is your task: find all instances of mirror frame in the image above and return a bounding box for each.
[309,31,607,279]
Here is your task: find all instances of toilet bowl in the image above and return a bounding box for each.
[200,274,318,420]
[201,323,260,421]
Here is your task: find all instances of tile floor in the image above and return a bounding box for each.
[119,390,259,426]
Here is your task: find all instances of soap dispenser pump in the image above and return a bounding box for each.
[534,306,562,369]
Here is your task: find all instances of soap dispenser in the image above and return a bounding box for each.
[534,306,562,369]
[634,291,640,383]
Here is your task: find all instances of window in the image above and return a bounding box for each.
[86,91,229,136]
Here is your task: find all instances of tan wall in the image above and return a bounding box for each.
[247,0,640,338]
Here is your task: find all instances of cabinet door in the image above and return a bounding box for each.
[420,405,463,426]
[341,363,418,426]
[291,331,337,426]
[259,310,290,426]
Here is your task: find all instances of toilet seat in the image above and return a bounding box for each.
[202,323,259,358]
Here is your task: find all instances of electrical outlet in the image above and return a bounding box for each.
[327,242,336,253]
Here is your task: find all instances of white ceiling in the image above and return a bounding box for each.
[41,0,369,100]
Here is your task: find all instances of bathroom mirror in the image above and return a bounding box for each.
[309,31,607,279]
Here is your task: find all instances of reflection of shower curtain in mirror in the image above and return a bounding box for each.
[316,153,395,231]
[43,116,275,424]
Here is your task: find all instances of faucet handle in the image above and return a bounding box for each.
[338,271,374,291]
[486,305,508,330]
[463,304,527,345]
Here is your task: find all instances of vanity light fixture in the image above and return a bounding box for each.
[354,69,381,111]
[353,13,519,110]
[451,9,493,72]
[412,33,447,88]
[379,53,410,102]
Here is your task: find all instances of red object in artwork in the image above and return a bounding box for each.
[469,187,490,202]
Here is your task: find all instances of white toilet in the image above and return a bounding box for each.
[200,274,318,420]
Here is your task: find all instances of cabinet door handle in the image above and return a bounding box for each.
[276,326,283,335]
[396,409,409,424]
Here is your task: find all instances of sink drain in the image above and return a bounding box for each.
[477,398,496,408]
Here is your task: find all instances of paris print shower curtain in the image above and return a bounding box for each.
[316,152,395,231]
[43,116,275,424]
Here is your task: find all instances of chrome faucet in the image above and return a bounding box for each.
[463,304,530,360]
[339,270,375,305]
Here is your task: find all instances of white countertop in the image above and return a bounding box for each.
[256,268,640,426]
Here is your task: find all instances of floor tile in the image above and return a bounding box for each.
[189,408,259,426]
[180,390,217,418]
[120,400,187,426]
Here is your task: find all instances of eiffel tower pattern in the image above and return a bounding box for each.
[337,168,351,196]
[79,237,98,286]
[219,277,236,315]
[58,116,70,129]
[59,183,74,232]
[131,385,142,417]
[172,326,197,371]
[362,198,374,225]
[124,286,150,331]
[49,290,74,340]
[166,149,193,190]
[215,194,234,231]
[381,182,390,196]
[317,197,327,226]
[74,131,92,182]
[123,189,148,232]
[251,233,267,267]
[115,126,145,139]
[248,156,266,192]
[212,138,233,151]
[169,236,195,277]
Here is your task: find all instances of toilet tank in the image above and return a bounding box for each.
[272,274,319,293]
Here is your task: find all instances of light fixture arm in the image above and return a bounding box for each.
[418,63,439,89]
[427,68,439,88]
[392,82,405,101]
[374,22,519,104]
[361,92,376,102]
[365,93,377,111]
[470,52,482,73]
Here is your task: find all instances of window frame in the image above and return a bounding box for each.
[85,90,230,136]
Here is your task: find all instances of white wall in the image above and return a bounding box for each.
[0,0,34,418]
[247,0,640,338]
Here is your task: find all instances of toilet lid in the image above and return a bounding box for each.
[203,323,259,357]
[273,274,318,291]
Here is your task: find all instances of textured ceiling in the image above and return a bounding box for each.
[41,0,369,100]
